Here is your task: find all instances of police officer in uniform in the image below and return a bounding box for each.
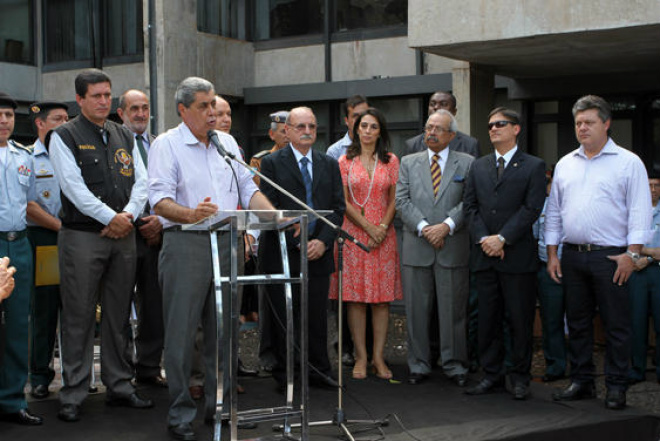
[49,69,152,422]
[25,101,69,400]
[0,92,43,426]
[249,111,289,186]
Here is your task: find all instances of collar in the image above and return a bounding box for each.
[290,144,313,164]
[125,127,149,144]
[339,132,352,146]
[32,139,48,156]
[179,122,208,147]
[427,147,448,164]
[495,145,518,165]
[575,138,617,159]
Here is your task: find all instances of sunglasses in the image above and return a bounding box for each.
[488,120,517,130]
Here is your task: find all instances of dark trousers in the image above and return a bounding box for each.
[133,234,164,378]
[58,228,137,406]
[537,266,567,377]
[562,247,630,390]
[28,227,60,388]
[475,269,536,386]
[0,235,32,414]
[267,275,332,386]
[628,264,660,381]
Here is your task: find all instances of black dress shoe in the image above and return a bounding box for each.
[552,382,596,401]
[168,422,197,441]
[542,373,565,382]
[512,383,529,400]
[137,374,168,387]
[452,374,467,387]
[465,378,503,395]
[57,404,80,422]
[106,392,154,409]
[31,384,50,399]
[605,389,626,410]
[0,409,43,426]
[408,373,429,385]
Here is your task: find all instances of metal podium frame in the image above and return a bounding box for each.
[183,209,330,441]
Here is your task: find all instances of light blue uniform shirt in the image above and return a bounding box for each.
[148,124,259,229]
[28,138,61,225]
[0,140,36,231]
[534,197,562,262]
[326,132,351,160]
[648,204,660,248]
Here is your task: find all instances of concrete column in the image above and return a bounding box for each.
[452,65,494,156]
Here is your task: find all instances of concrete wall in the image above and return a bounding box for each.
[253,45,325,88]
[409,0,660,47]
[0,63,41,102]
[331,37,415,81]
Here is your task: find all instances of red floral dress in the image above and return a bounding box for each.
[329,153,403,303]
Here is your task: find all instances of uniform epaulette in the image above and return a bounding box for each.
[11,140,32,153]
[252,150,271,160]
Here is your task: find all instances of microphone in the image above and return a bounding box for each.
[207,130,235,161]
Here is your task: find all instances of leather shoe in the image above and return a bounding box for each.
[189,386,204,400]
[465,378,503,395]
[605,389,626,410]
[408,373,429,385]
[513,383,529,400]
[552,382,596,401]
[168,422,196,441]
[0,409,43,426]
[106,392,154,409]
[31,384,50,399]
[57,404,80,422]
[137,374,168,388]
[542,373,565,382]
[452,374,467,387]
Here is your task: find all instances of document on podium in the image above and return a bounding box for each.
[35,245,60,286]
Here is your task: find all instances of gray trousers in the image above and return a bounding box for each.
[58,228,137,405]
[160,231,236,426]
[403,262,469,377]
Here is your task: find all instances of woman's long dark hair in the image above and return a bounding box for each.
[346,107,391,164]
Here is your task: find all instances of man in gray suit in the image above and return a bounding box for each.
[405,91,480,158]
[396,109,474,386]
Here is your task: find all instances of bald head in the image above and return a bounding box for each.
[117,89,150,135]
[214,96,232,134]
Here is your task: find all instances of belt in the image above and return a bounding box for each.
[0,230,27,242]
[563,243,624,253]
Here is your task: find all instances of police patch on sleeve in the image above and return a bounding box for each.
[114,149,134,177]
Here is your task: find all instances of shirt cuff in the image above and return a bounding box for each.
[443,217,456,235]
[417,220,429,237]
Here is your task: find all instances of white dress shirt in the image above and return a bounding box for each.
[416,147,457,236]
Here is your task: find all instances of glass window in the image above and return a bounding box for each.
[335,0,406,32]
[44,0,92,63]
[198,0,245,39]
[254,0,324,41]
[104,0,143,58]
[0,0,33,64]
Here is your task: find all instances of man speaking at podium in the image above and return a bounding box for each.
[148,77,274,441]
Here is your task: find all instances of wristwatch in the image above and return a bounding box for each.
[626,251,640,261]
[497,234,506,244]
[648,256,655,264]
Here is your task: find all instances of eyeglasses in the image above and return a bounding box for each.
[287,123,317,132]
[424,124,451,134]
[488,120,516,130]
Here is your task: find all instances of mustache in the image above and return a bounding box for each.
[300,134,314,140]
[426,135,439,143]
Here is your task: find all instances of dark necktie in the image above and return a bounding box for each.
[497,156,505,180]
[135,135,148,167]
[299,157,315,233]
[431,153,442,197]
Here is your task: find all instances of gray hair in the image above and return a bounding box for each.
[572,95,612,122]
[431,109,458,132]
[175,77,214,116]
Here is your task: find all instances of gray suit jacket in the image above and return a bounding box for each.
[396,149,474,268]
[405,131,480,158]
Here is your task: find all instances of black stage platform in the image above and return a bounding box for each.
[4,365,660,441]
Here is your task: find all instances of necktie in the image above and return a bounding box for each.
[299,157,315,232]
[136,135,148,167]
[497,156,505,180]
[431,153,442,197]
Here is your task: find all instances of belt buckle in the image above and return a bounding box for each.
[7,231,17,242]
[577,244,591,252]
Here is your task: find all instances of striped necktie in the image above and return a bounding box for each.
[431,153,442,197]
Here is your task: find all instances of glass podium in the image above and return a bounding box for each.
[182,209,330,441]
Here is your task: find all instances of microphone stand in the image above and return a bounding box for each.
[209,132,389,440]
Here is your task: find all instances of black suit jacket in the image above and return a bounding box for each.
[464,150,546,274]
[405,131,480,158]
[258,145,345,276]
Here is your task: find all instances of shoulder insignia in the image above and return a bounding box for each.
[12,140,32,153]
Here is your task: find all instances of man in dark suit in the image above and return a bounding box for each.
[464,107,546,400]
[259,106,346,391]
[396,110,474,387]
[117,89,166,388]
[405,91,480,158]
